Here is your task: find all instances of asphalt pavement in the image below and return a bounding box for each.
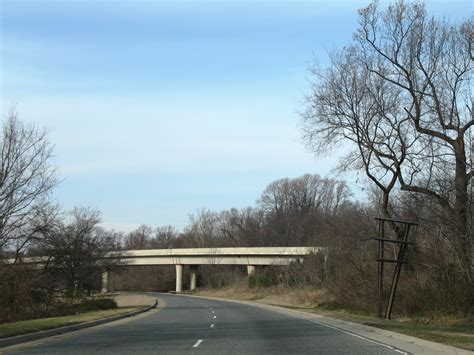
[4,293,407,354]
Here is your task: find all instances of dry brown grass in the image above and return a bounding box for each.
[197,281,332,308]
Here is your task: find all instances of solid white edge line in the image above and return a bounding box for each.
[291,314,408,354]
[193,339,203,348]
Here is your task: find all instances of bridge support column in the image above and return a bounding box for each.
[247,265,256,276]
[175,264,183,293]
[101,270,109,294]
[190,265,198,291]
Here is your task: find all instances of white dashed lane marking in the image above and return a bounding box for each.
[193,339,203,348]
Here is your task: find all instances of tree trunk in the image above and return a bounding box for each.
[453,137,472,282]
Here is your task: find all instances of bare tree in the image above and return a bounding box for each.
[183,209,219,247]
[259,174,350,216]
[0,111,57,259]
[41,207,121,297]
[123,224,153,250]
[150,225,177,249]
[258,174,351,246]
[217,208,266,247]
[302,0,473,279]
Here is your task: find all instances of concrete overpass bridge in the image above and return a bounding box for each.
[11,247,323,293]
[113,247,322,292]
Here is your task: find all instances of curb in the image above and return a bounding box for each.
[183,294,472,355]
[0,299,158,348]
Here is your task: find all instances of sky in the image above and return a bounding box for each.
[1,0,471,232]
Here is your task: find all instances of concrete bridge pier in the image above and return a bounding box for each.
[190,265,198,291]
[175,264,183,292]
[101,270,109,294]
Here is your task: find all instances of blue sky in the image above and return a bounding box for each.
[1,0,471,232]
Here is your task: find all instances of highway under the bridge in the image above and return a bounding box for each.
[4,293,407,355]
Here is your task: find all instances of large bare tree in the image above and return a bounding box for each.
[41,207,121,296]
[302,1,472,279]
[0,111,57,259]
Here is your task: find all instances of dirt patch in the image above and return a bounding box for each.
[113,293,156,308]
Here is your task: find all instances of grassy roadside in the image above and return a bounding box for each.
[0,307,141,339]
[196,287,474,351]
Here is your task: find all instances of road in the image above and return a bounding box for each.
[6,293,406,354]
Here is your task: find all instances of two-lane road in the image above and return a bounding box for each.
[6,293,405,354]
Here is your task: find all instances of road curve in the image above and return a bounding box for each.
[6,293,405,354]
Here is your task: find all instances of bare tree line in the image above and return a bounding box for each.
[122,224,177,250]
[118,174,353,249]
[1,0,472,322]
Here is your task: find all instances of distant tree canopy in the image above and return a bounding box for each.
[173,174,355,248]
[257,174,352,246]
[302,0,473,280]
[123,224,178,250]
